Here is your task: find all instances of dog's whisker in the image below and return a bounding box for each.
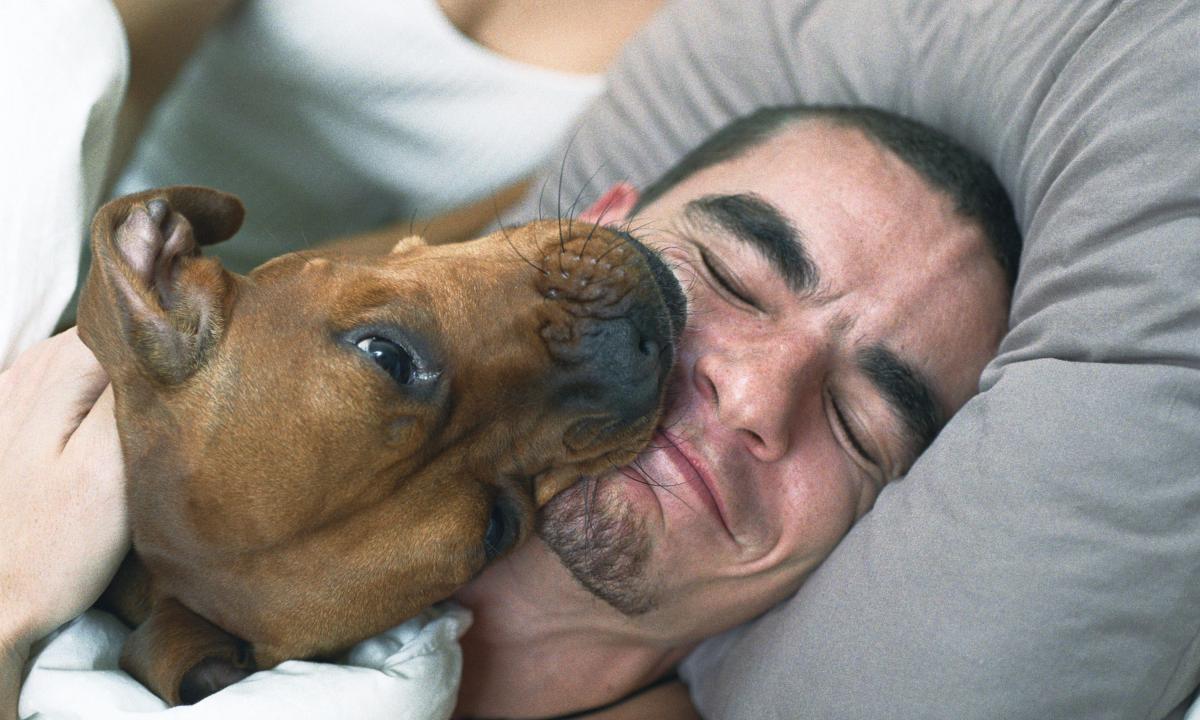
[561,149,607,272]
[624,457,691,524]
[489,194,504,231]
[289,246,316,268]
[406,208,419,238]
[554,125,585,257]
[637,440,699,516]
[293,228,312,251]
[500,221,548,276]
[609,454,669,491]
[617,464,653,486]
[577,179,625,259]
[490,197,547,274]
[269,225,315,261]
[593,239,627,263]
[566,161,611,243]
[536,170,555,225]
[658,426,705,460]
[581,219,602,259]
[619,220,661,241]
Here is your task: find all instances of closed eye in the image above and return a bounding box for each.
[699,248,757,308]
[829,392,879,468]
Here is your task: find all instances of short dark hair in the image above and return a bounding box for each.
[634,105,1022,289]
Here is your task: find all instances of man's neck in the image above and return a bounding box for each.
[452,538,691,719]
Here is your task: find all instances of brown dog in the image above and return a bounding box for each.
[76,186,685,705]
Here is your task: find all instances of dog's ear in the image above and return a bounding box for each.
[78,186,244,385]
[390,235,427,255]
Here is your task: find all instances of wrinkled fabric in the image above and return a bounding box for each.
[20,604,470,720]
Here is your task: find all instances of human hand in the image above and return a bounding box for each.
[0,328,128,656]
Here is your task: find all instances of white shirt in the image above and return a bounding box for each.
[116,0,605,272]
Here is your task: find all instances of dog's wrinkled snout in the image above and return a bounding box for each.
[534,224,686,452]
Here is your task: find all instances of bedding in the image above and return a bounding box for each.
[503,0,1200,717]
[19,606,469,719]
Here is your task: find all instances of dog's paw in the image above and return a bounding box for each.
[177,647,255,705]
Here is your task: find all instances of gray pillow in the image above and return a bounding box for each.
[506,0,1200,717]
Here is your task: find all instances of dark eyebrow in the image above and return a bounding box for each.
[857,345,944,463]
[684,193,819,294]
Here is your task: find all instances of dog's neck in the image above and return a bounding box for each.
[452,537,691,719]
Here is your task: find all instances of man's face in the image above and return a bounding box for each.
[539,121,1010,638]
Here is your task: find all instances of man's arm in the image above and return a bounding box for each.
[0,330,129,720]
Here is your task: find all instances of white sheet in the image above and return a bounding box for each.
[19,604,470,720]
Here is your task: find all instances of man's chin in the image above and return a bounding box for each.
[538,476,659,616]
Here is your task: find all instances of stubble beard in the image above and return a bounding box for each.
[538,474,659,616]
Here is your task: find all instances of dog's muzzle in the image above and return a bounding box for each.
[537,227,687,436]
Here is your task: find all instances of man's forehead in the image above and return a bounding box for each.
[734,121,943,206]
[656,122,953,248]
[676,121,985,275]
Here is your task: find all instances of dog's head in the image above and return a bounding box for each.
[79,186,684,643]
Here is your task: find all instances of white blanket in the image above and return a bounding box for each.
[19,605,470,720]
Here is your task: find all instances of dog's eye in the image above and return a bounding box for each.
[483,499,519,562]
[357,337,414,384]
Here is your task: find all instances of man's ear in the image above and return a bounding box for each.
[579,183,640,226]
[78,186,244,386]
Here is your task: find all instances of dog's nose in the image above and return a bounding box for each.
[556,309,670,423]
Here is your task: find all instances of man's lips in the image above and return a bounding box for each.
[653,430,735,538]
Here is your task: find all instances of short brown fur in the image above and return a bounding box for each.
[78,186,679,705]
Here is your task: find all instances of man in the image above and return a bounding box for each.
[450,105,1018,718]
[0,105,1018,719]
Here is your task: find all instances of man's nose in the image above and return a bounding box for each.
[694,344,823,463]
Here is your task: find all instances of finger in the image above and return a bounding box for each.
[52,327,110,400]
[67,385,122,466]
[63,385,130,548]
[68,386,127,531]
[38,329,112,448]
[0,332,96,454]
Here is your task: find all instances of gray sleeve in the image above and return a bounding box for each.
[509,0,1200,717]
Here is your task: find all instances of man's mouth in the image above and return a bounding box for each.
[652,429,735,539]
